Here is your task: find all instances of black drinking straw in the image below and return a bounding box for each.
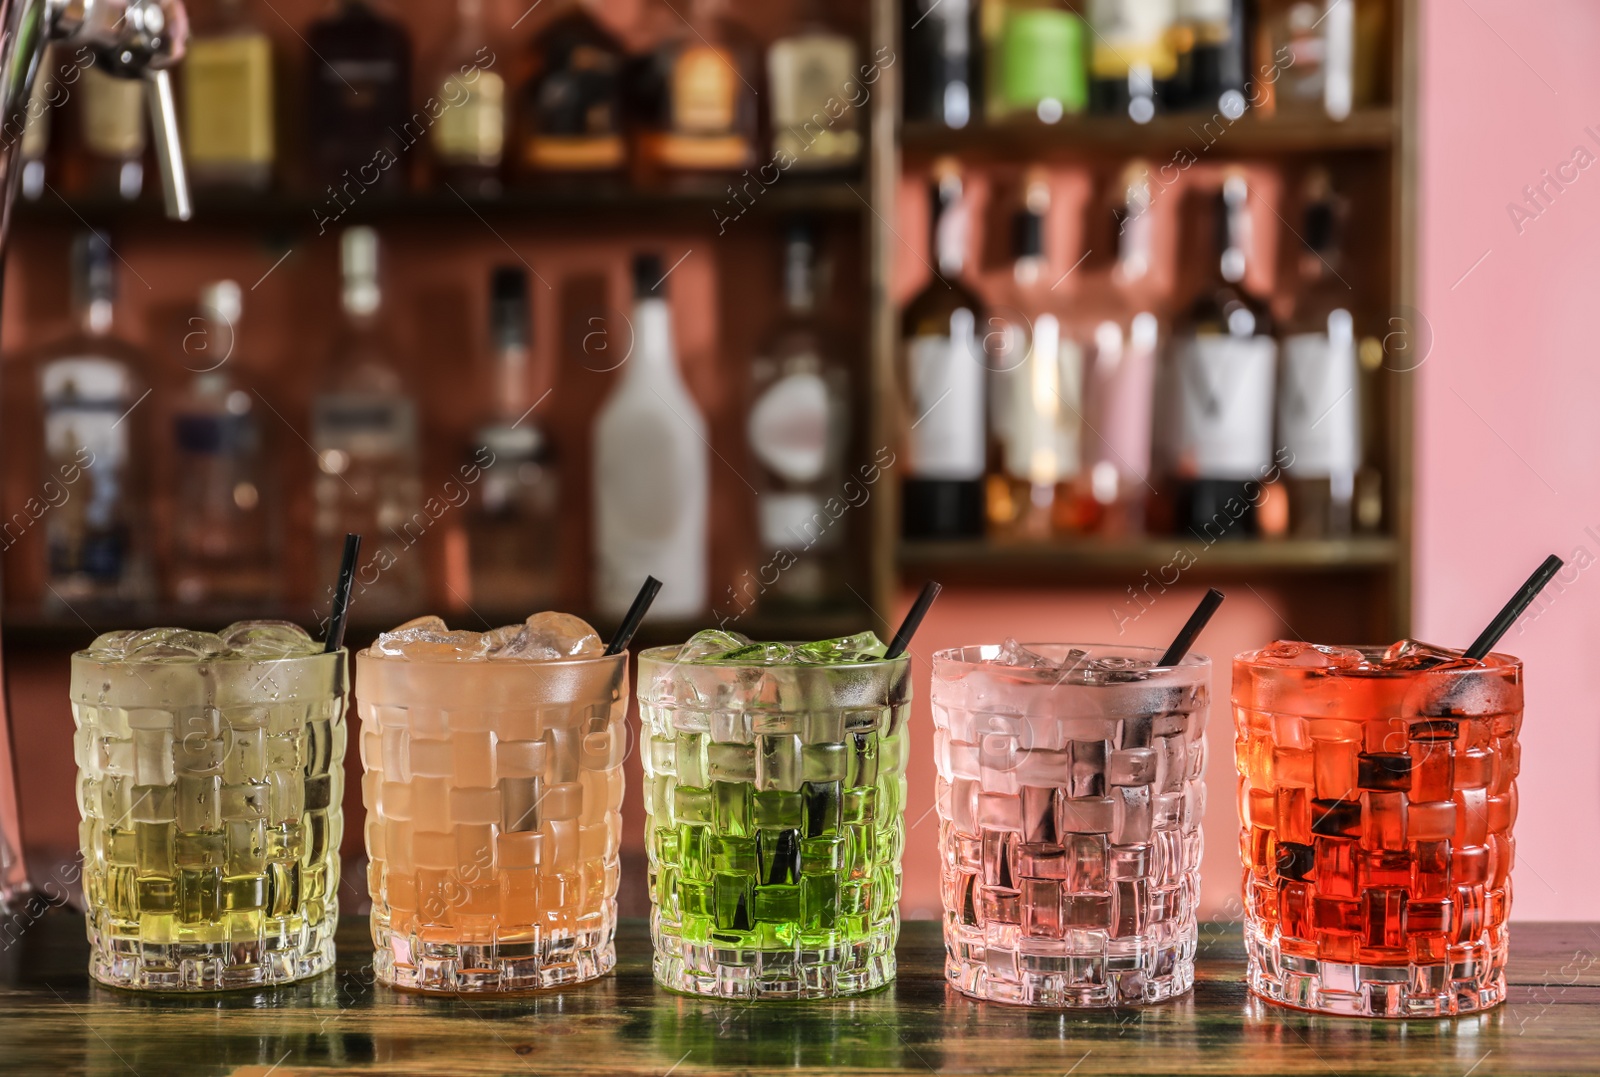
[885,581,942,660]
[605,576,663,656]
[1157,588,1225,668]
[1463,554,1564,661]
[323,533,362,654]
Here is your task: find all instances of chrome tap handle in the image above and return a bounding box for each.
[49,0,192,219]
[144,67,189,220]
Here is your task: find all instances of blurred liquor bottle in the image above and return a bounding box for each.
[182,0,276,191]
[747,221,852,610]
[1258,0,1387,120]
[986,172,1084,540]
[1166,172,1277,539]
[19,45,56,201]
[630,0,759,181]
[429,0,506,197]
[593,254,710,619]
[767,0,861,171]
[903,0,977,128]
[1080,163,1160,538]
[306,0,412,194]
[1278,169,1369,538]
[981,0,1088,124]
[465,267,561,611]
[1172,0,1251,117]
[901,159,986,541]
[78,67,147,201]
[37,234,153,608]
[311,228,424,615]
[168,282,278,605]
[1086,0,1176,124]
[518,0,628,177]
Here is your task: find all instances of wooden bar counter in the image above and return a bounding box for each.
[2,914,1596,1075]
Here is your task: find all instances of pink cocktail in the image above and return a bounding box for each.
[930,642,1210,1007]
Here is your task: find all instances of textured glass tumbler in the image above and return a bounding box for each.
[72,648,346,991]
[1233,648,1522,1017]
[639,648,910,999]
[930,645,1209,1007]
[357,651,626,992]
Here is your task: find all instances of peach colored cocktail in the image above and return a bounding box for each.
[358,613,626,992]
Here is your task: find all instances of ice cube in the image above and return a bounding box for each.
[676,629,751,662]
[992,638,1055,669]
[123,628,227,661]
[394,615,448,633]
[84,630,139,661]
[793,632,887,665]
[372,619,489,660]
[1378,639,1474,672]
[526,612,603,657]
[1082,656,1155,685]
[220,620,318,660]
[486,612,603,660]
[719,642,797,665]
[1248,641,1366,671]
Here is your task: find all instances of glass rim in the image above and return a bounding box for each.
[72,644,345,667]
[931,642,1211,675]
[1233,644,1523,678]
[355,647,628,669]
[637,643,911,671]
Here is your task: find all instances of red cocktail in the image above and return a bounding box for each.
[1232,640,1521,1017]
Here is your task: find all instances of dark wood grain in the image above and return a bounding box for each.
[2,914,1597,1076]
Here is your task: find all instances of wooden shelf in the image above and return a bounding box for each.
[903,108,1398,161]
[12,178,866,228]
[899,536,1402,585]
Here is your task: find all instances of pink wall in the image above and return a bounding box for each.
[1414,0,1600,920]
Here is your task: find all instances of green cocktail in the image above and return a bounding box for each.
[640,631,910,999]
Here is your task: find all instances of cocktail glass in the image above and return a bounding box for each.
[72,621,345,990]
[1232,640,1522,1017]
[929,642,1209,1006]
[357,614,626,992]
[639,631,910,999]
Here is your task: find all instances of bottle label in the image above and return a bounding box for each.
[768,34,860,164]
[1088,313,1158,481]
[673,45,738,134]
[183,35,275,166]
[435,70,506,164]
[1177,0,1233,26]
[998,10,1087,116]
[311,393,417,459]
[1175,333,1277,479]
[992,316,1084,483]
[42,358,133,473]
[760,491,840,552]
[21,50,53,160]
[1280,321,1360,477]
[906,311,986,481]
[749,369,832,484]
[81,68,146,158]
[1089,0,1178,77]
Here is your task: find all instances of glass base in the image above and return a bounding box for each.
[88,923,336,991]
[373,919,616,993]
[1245,923,1508,1017]
[651,916,898,1000]
[944,922,1196,1008]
